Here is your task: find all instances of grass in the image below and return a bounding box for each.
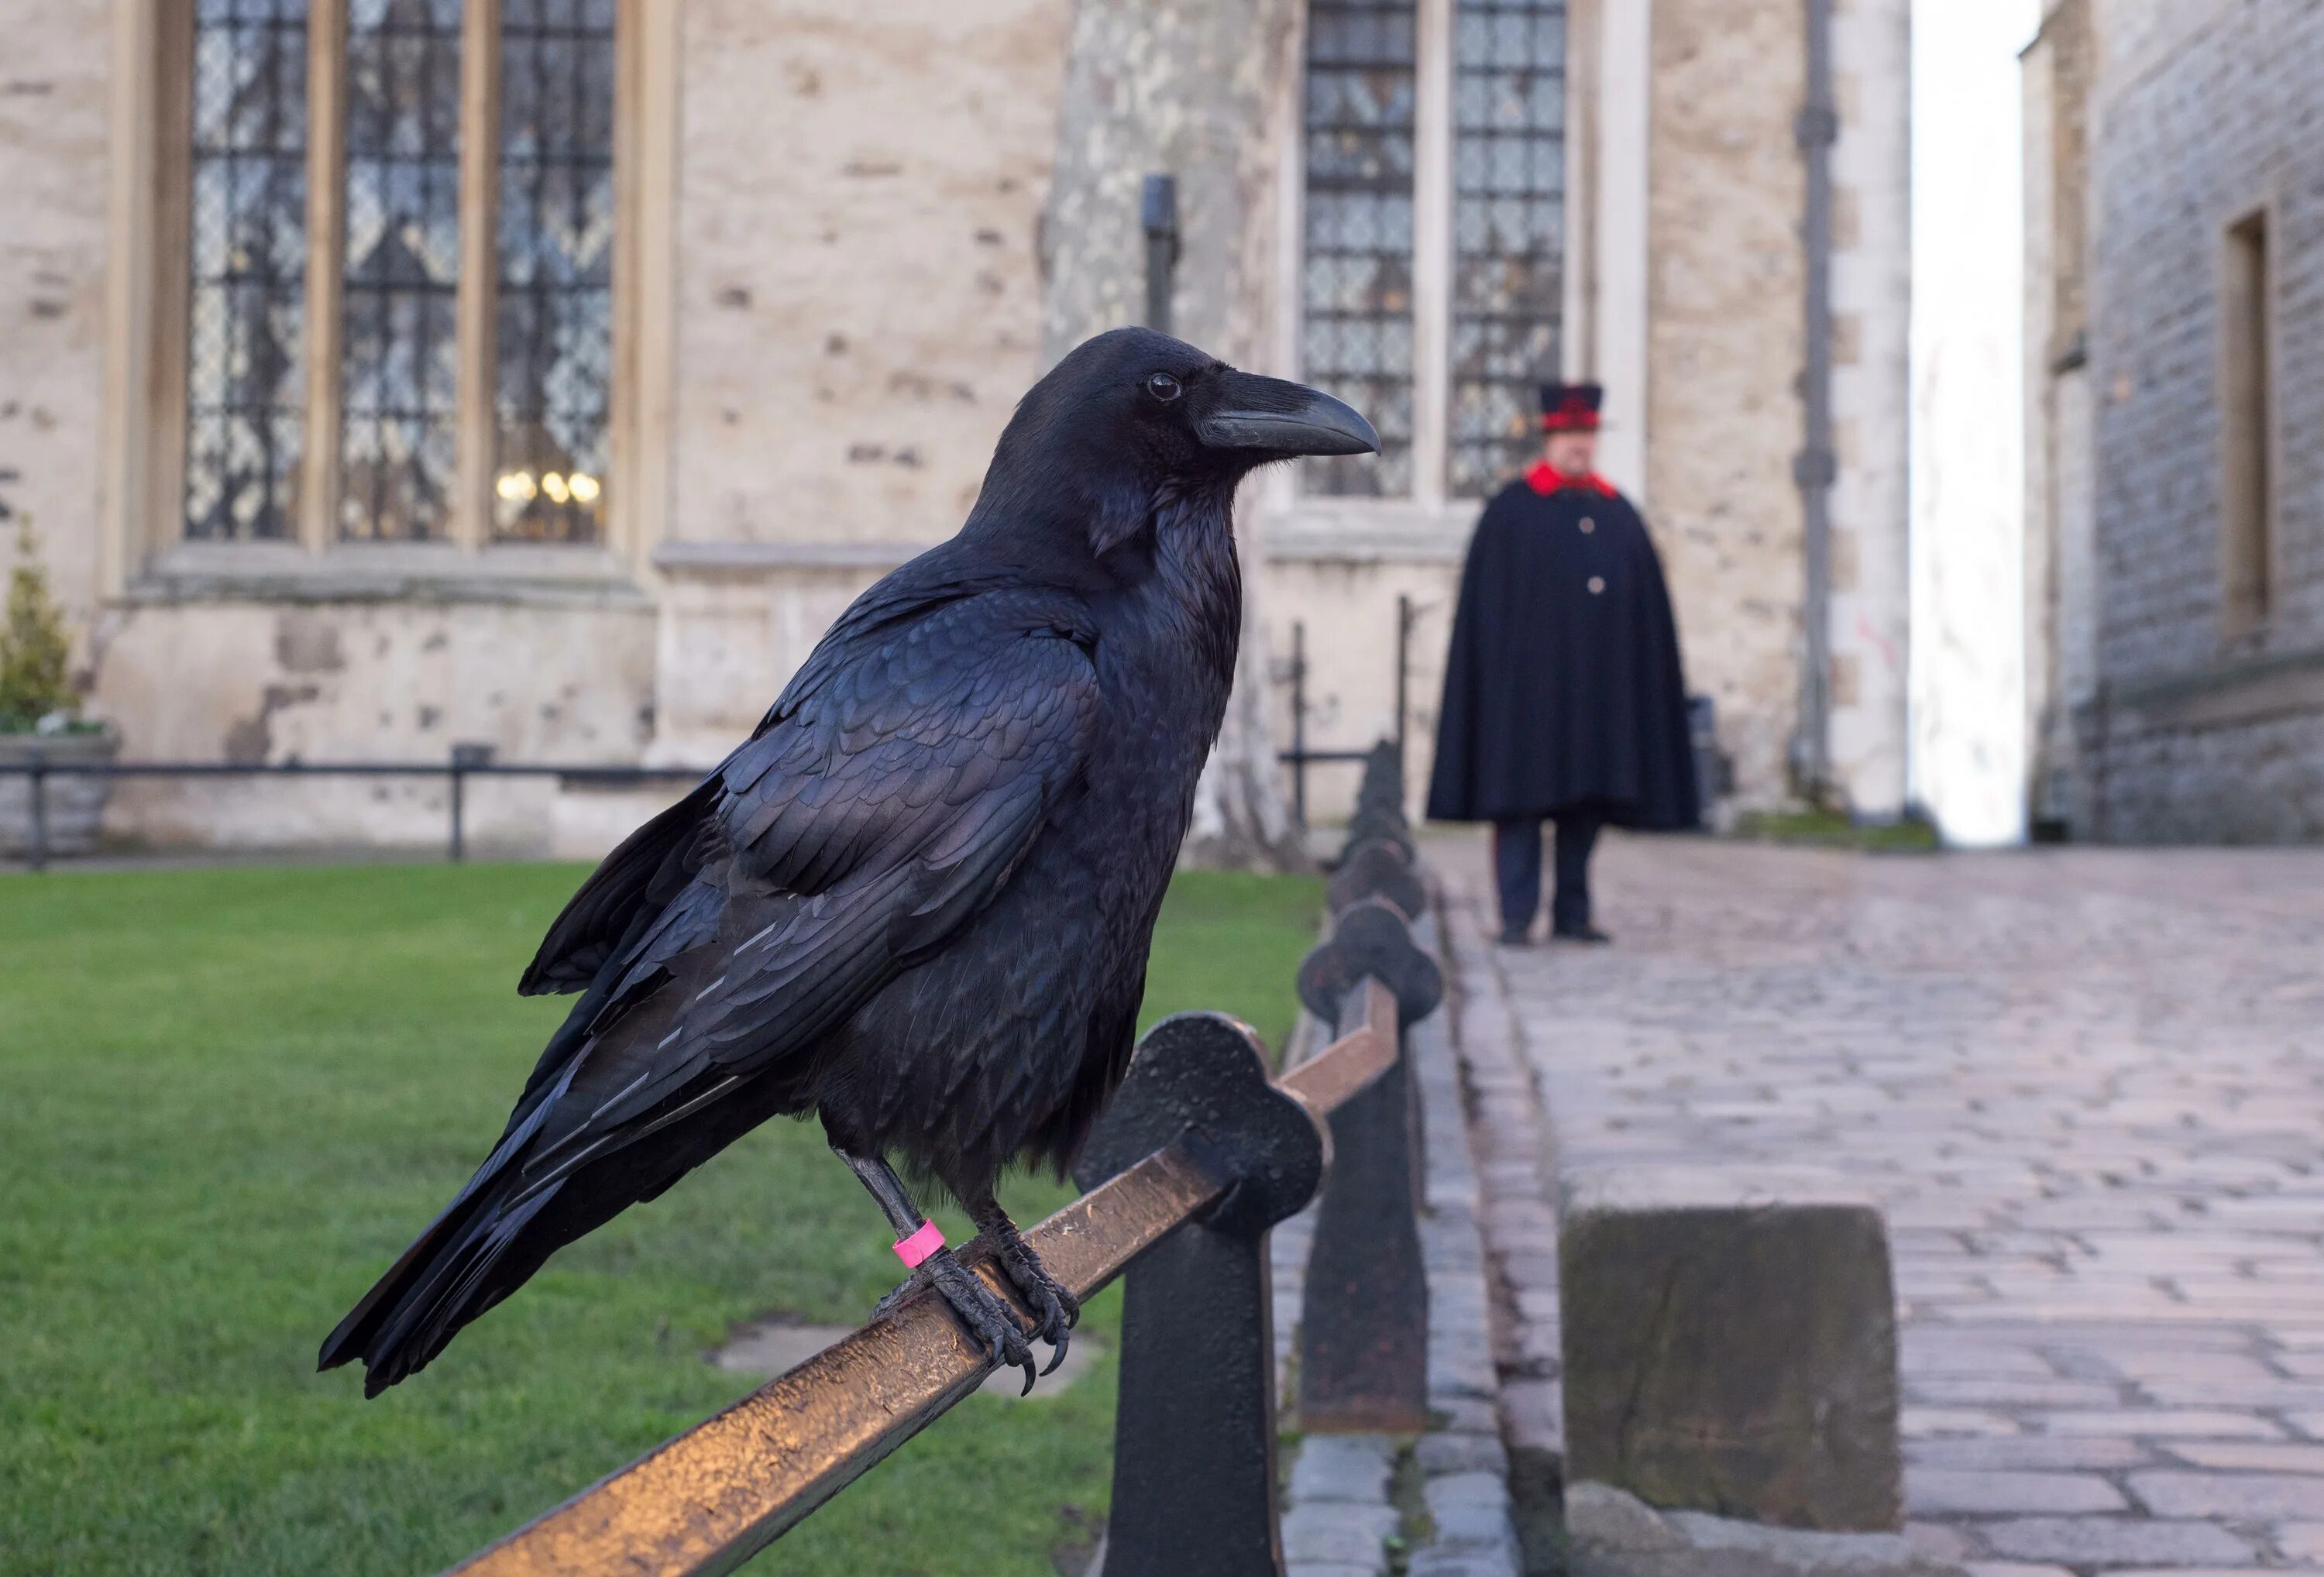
[1731,806,1941,854]
[0,861,1321,1577]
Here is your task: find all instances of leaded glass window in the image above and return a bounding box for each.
[339,0,466,541]
[1301,0,1418,498]
[184,0,309,542]
[174,0,627,557]
[1449,0,1565,497]
[493,0,617,544]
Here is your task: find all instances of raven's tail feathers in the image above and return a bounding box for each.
[317,1175,564,1397]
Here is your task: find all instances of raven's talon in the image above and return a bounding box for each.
[987,1231,1078,1373]
[917,1248,1040,1393]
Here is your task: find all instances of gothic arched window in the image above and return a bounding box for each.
[181,0,618,550]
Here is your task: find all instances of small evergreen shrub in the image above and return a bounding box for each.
[0,519,89,734]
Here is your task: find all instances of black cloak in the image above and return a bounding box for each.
[1426,466,1699,830]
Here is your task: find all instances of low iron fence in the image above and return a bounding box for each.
[1278,595,1422,826]
[0,749,713,871]
[440,741,1442,1577]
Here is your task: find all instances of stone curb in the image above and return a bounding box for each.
[1272,906,1524,1577]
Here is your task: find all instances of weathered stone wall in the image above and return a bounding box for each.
[646,0,1074,764]
[0,0,112,627]
[1266,555,1465,824]
[1643,0,1808,813]
[91,598,657,851]
[666,0,1071,548]
[2081,0,2324,841]
[1,2,665,852]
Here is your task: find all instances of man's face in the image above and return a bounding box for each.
[1543,431,1597,474]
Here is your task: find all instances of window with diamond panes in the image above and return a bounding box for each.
[1301,0,1418,497]
[338,0,466,541]
[184,0,310,542]
[493,0,616,543]
[1449,0,1565,498]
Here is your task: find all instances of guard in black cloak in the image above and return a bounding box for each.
[1425,383,1697,945]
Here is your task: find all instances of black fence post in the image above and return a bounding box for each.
[1076,1014,1331,1577]
[1295,747,1444,1432]
[1395,593,1412,784]
[448,744,497,863]
[448,762,466,864]
[1141,174,1179,335]
[26,747,48,873]
[1289,621,1308,828]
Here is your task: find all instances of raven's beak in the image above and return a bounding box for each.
[1196,371,1380,459]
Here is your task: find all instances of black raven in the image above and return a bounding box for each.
[318,328,1376,1395]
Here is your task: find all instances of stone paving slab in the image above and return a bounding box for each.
[1432,833,2324,1575]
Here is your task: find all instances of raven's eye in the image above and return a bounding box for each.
[1144,372,1183,403]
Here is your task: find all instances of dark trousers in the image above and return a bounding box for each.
[1492,814,1603,936]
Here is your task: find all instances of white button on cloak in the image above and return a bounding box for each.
[1579,516,1596,534]
[1587,575,1606,595]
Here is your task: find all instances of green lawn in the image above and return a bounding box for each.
[0,862,1320,1577]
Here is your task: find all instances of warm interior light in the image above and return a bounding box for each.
[541,472,571,503]
[495,470,538,502]
[567,472,600,503]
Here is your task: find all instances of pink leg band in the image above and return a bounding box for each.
[893,1219,946,1269]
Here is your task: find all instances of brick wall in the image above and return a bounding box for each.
[2082,0,2324,841]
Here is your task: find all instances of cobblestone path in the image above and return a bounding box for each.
[1436,833,2324,1575]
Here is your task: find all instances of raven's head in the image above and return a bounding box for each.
[971,327,1378,560]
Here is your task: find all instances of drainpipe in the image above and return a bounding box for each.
[1793,0,1838,806]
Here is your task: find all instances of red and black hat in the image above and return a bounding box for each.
[1539,383,1604,433]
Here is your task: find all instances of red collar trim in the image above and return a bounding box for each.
[1524,462,1617,498]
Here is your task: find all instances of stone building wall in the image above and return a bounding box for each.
[2078,0,2324,841]
[1,0,113,628]
[1643,0,1808,813]
[4,0,1909,851]
[665,0,1068,553]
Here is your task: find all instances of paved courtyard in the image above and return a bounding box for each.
[1435,833,2324,1575]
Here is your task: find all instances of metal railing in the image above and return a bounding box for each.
[445,742,1442,1577]
[0,748,713,871]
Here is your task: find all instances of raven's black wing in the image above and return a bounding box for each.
[517,564,1009,998]
[515,582,1103,1158]
[321,579,1102,1390]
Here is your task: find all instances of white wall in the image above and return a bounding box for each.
[1910,0,2040,845]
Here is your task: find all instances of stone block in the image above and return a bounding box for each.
[1559,1166,1903,1532]
[1289,1434,1397,1504]
[1281,1501,1401,1569]
[1415,1430,1510,1478]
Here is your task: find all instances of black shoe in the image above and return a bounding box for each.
[1551,924,1613,945]
[1497,926,1534,948]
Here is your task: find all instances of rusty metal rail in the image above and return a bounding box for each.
[453,1149,1219,1576]
[447,738,1442,1577]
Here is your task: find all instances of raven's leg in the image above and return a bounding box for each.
[965,1192,1079,1376]
[832,1145,1039,1394]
